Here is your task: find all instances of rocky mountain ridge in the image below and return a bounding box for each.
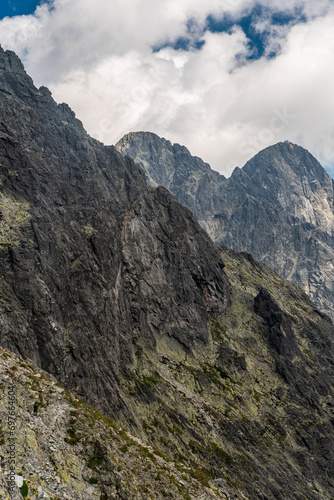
[116,132,334,319]
[0,47,334,499]
[0,45,230,419]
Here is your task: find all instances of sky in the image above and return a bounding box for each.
[0,1,334,177]
[0,1,43,18]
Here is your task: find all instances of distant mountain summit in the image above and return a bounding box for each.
[116,131,226,226]
[116,134,334,318]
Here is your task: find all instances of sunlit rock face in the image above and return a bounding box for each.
[117,133,334,319]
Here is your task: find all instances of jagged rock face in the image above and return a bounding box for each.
[116,134,334,319]
[0,47,230,418]
[222,144,334,319]
[254,287,301,358]
[116,131,227,228]
[3,245,334,500]
[0,346,231,500]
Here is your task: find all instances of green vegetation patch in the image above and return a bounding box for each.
[137,444,157,463]
[203,363,233,386]
[20,480,29,498]
[208,315,230,341]
[189,439,204,454]
[33,395,46,414]
[64,427,81,445]
[189,467,214,487]
[210,443,232,465]
[140,372,162,387]
[0,191,31,246]
[88,457,103,469]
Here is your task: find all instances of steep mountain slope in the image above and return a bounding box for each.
[0,48,334,500]
[0,346,231,500]
[0,46,230,420]
[1,249,334,500]
[116,133,334,319]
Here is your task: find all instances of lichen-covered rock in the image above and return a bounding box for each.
[0,347,232,499]
[0,469,23,500]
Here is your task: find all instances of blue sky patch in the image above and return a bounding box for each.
[153,18,205,53]
[206,5,266,60]
[207,5,307,61]
[324,164,334,179]
[153,37,205,53]
[154,4,307,61]
[0,0,46,19]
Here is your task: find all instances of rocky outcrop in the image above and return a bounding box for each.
[116,133,334,319]
[254,287,301,358]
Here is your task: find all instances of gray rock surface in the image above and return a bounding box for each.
[116,131,226,228]
[116,133,334,319]
[0,46,230,419]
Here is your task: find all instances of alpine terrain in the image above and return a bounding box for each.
[0,47,333,500]
[116,132,334,319]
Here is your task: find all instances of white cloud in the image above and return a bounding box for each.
[0,0,334,175]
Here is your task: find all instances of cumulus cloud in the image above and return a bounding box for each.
[0,0,334,175]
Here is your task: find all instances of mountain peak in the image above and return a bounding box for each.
[117,131,334,319]
[242,141,330,185]
[116,129,213,182]
[115,130,226,225]
[0,45,30,76]
[0,46,38,99]
[117,130,193,158]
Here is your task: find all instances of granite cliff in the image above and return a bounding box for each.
[116,132,334,319]
[0,48,334,499]
[0,46,230,418]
